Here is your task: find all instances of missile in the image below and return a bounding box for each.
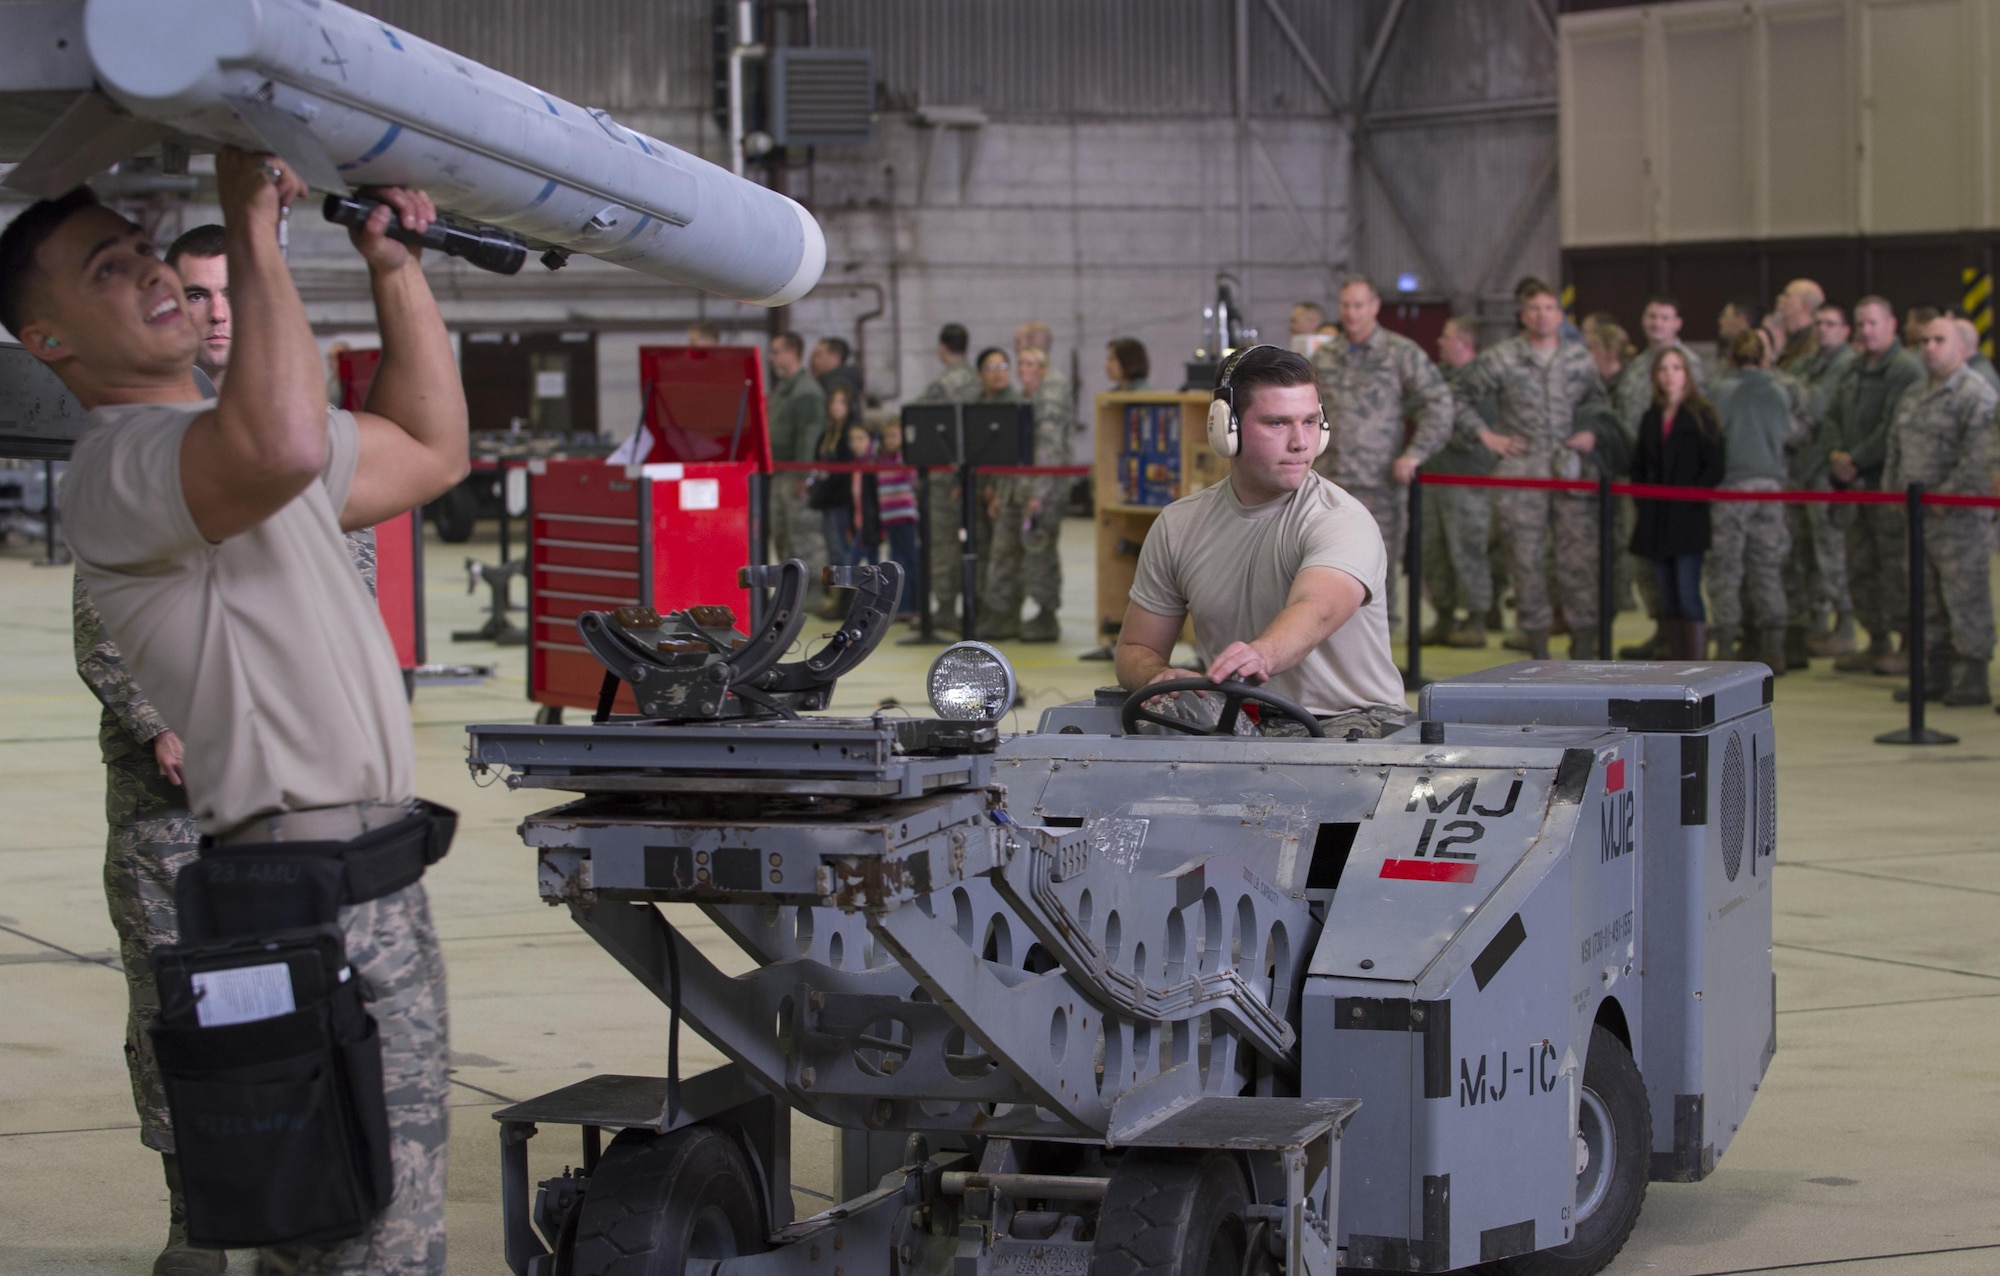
[4,0,823,306]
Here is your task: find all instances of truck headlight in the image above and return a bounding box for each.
[928,642,1016,721]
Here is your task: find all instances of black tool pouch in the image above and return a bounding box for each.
[149,801,455,1248]
[149,928,393,1248]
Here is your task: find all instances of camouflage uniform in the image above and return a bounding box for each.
[767,368,830,609]
[1824,347,1925,646]
[345,526,379,596]
[1310,327,1455,624]
[1786,343,1859,627]
[1882,365,1996,663]
[75,576,198,1154]
[917,361,983,623]
[1451,336,1610,640]
[1423,362,1497,621]
[1968,350,2000,394]
[1707,370,1794,632]
[968,387,1022,625]
[983,369,1072,636]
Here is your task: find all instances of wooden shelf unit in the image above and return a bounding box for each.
[1092,391,1228,645]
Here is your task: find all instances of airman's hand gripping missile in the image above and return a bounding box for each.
[17,0,825,305]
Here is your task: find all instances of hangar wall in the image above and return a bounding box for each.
[1560,0,2000,344]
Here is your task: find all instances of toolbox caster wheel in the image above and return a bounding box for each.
[1500,1024,1650,1276]
[535,704,565,725]
[565,1125,767,1276]
[1090,1149,1250,1276]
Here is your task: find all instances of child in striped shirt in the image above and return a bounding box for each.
[876,420,920,622]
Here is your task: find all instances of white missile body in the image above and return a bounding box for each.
[73,0,823,306]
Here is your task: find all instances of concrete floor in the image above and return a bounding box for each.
[2,516,1997,1276]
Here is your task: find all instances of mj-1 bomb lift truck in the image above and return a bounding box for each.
[465,560,1775,1276]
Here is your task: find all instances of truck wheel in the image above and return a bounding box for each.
[564,1125,767,1276]
[1090,1150,1249,1276]
[1504,1025,1650,1276]
[431,483,478,542]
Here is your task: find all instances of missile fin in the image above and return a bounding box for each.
[226,93,351,194]
[2,90,168,198]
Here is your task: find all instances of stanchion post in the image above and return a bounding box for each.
[1876,483,1955,745]
[746,470,769,633]
[959,462,979,641]
[1403,477,1422,690]
[1596,464,1614,659]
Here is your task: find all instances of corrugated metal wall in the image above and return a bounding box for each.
[1354,0,1560,327]
[819,0,1354,117]
[346,0,713,111]
[347,0,1358,119]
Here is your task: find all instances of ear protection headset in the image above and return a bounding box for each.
[1206,343,1330,459]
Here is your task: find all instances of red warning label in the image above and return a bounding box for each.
[1605,758,1626,793]
[1380,858,1478,884]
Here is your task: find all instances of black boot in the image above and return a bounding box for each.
[1569,628,1600,660]
[1893,652,1952,702]
[1942,659,1992,707]
[1683,621,1708,662]
[1521,627,1552,661]
[1784,624,1811,670]
[1760,627,1789,677]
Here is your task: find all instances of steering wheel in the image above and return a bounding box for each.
[1120,678,1325,738]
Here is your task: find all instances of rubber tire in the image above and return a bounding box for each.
[564,1125,767,1276]
[1090,1150,1250,1276]
[431,483,478,543]
[1502,1024,1650,1276]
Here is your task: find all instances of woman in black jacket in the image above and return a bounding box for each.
[1629,348,1726,659]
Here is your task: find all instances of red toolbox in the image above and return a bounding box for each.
[334,348,424,690]
[527,345,768,716]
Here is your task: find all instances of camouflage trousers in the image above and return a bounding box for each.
[1496,488,1598,633]
[104,813,202,1153]
[927,471,964,617]
[1706,480,1791,630]
[981,479,1063,623]
[1348,485,1409,625]
[1912,509,1995,662]
[1783,498,1850,625]
[260,882,451,1276]
[768,480,828,610]
[1419,484,1493,618]
[1843,497,1908,641]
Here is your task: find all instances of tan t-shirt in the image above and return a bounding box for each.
[1128,472,1405,715]
[62,401,414,833]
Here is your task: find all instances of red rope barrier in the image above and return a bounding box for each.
[1417,471,2000,509]
[769,461,1090,476]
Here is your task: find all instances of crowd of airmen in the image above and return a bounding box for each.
[749,271,1995,704]
[1305,273,1997,704]
[755,318,1080,641]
